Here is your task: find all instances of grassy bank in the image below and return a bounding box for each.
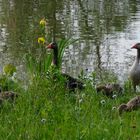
[0,74,139,140]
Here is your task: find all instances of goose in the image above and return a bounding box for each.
[118,96,140,114]
[46,42,84,91]
[130,43,140,91]
[96,83,122,98]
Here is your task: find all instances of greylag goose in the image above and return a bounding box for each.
[46,42,84,91]
[130,43,140,91]
[118,96,140,114]
[96,83,122,98]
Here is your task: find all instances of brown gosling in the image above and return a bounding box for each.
[118,96,140,114]
[96,83,122,98]
[0,91,18,101]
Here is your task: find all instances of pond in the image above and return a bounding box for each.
[0,0,139,84]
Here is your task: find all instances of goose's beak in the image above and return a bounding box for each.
[131,44,137,49]
[46,43,52,49]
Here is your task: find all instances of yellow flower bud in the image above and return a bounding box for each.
[39,18,47,26]
[38,37,45,44]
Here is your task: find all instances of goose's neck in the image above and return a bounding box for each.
[136,49,140,63]
[53,48,58,67]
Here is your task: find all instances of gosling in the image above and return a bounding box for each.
[96,83,122,98]
[118,96,140,114]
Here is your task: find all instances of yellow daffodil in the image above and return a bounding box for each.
[38,37,45,44]
[39,18,47,26]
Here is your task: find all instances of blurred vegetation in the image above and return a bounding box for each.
[0,1,139,139]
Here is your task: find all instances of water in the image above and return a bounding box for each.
[0,0,139,83]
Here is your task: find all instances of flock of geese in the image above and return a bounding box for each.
[47,42,140,115]
[1,42,140,115]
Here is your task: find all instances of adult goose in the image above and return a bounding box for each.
[118,96,140,114]
[46,42,84,91]
[130,43,140,91]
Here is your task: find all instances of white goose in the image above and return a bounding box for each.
[130,43,140,91]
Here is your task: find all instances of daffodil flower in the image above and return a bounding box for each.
[39,18,47,26]
[38,37,45,44]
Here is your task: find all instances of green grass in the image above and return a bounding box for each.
[0,74,139,140]
[0,37,139,139]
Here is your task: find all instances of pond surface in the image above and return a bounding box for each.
[0,0,140,83]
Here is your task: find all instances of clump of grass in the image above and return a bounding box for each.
[57,38,79,69]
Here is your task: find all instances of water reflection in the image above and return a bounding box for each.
[0,0,139,83]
